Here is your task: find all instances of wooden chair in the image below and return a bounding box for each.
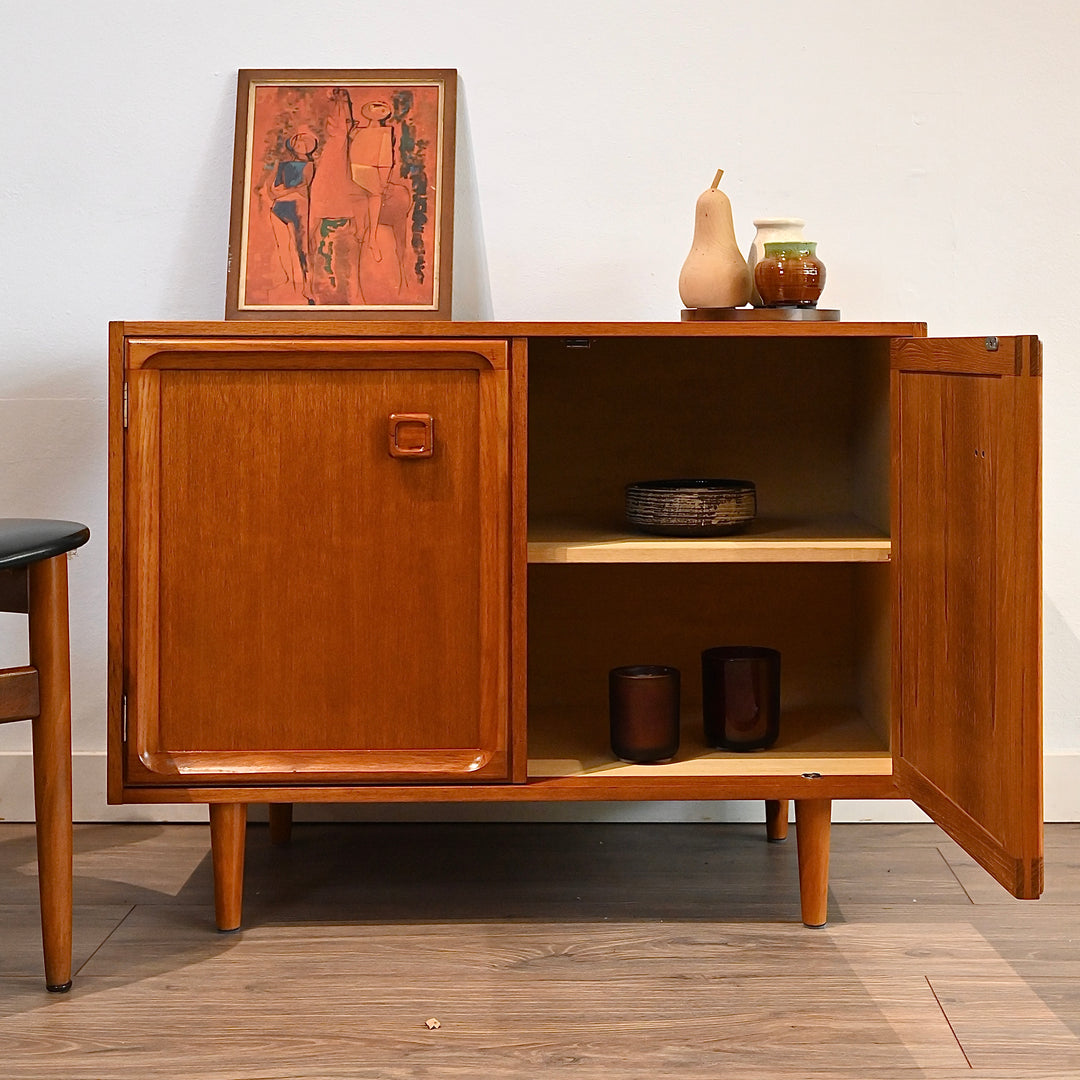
[0,518,89,991]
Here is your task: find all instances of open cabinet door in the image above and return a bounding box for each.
[893,336,1042,898]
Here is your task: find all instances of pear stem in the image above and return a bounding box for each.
[712,169,724,189]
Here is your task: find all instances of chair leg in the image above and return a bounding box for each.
[28,554,73,992]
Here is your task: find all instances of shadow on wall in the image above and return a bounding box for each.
[161,81,236,318]
[452,77,493,320]
[1045,594,1080,752]
[0,372,102,517]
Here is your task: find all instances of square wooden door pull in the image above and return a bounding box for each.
[388,413,434,457]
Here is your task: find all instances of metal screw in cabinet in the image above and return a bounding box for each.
[0,519,89,991]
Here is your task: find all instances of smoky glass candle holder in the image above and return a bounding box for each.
[701,646,781,751]
[609,665,681,763]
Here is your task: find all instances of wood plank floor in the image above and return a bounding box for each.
[0,821,1076,1078]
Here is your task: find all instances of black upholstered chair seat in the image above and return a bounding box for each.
[0,519,90,570]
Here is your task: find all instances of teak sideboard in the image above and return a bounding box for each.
[107,320,1043,930]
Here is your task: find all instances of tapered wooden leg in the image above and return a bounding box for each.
[268,803,293,846]
[765,799,789,842]
[28,555,73,992]
[794,798,831,928]
[209,803,247,932]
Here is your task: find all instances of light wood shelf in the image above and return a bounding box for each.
[528,707,892,779]
[527,517,891,564]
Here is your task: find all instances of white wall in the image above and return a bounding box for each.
[0,0,1077,823]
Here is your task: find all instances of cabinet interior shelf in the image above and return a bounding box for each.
[527,517,891,564]
[528,707,892,779]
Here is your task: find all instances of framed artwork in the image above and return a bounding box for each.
[226,69,456,320]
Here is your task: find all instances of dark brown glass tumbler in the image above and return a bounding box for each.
[701,647,781,751]
[609,666,680,763]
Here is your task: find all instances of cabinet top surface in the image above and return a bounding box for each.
[112,319,926,340]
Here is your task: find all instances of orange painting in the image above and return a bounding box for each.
[227,71,455,318]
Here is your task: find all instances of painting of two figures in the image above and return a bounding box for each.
[237,76,448,312]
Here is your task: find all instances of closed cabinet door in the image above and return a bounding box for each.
[892,335,1042,897]
[123,339,510,785]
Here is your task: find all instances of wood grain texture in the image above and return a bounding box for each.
[1,822,1077,1078]
[527,516,891,563]
[0,905,131,977]
[892,340,1042,897]
[27,554,74,989]
[267,803,293,846]
[892,335,1040,376]
[0,559,77,991]
[528,706,891,779]
[795,798,831,926]
[0,823,214,906]
[102,772,902,803]
[527,336,891,528]
[209,803,246,931]
[122,344,511,786]
[387,412,435,456]
[509,337,530,783]
[0,566,28,613]
[113,319,926,340]
[528,562,892,745]
[937,831,1080,908]
[928,976,1080,1070]
[0,667,39,723]
[107,322,1042,929]
[107,320,126,805]
[765,798,789,841]
[127,337,509,370]
[0,973,970,1079]
[124,367,162,788]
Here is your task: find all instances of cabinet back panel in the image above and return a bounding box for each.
[155,369,482,752]
[527,337,890,529]
[528,563,889,724]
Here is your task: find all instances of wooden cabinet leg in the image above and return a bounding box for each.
[794,798,831,928]
[209,803,247,932]
[268,803,293,846]
[28,555,73,992]
[765,799,789,842]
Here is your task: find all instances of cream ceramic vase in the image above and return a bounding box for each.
[678,170,752,309]
[747,218,806,306]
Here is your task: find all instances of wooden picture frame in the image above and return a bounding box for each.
[226,69,456,320]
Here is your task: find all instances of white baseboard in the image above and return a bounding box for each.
[0,751,1076,824]
[0,753,209,824]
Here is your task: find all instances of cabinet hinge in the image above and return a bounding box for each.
[122,383,129,429]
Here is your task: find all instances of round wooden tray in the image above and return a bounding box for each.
[681,307,841,322]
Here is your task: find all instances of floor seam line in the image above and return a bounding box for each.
[73,902,138,977]
[936,844,978,904]
[925,973,974,1069]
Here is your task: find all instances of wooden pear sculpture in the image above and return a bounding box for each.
[678,170,751,309]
